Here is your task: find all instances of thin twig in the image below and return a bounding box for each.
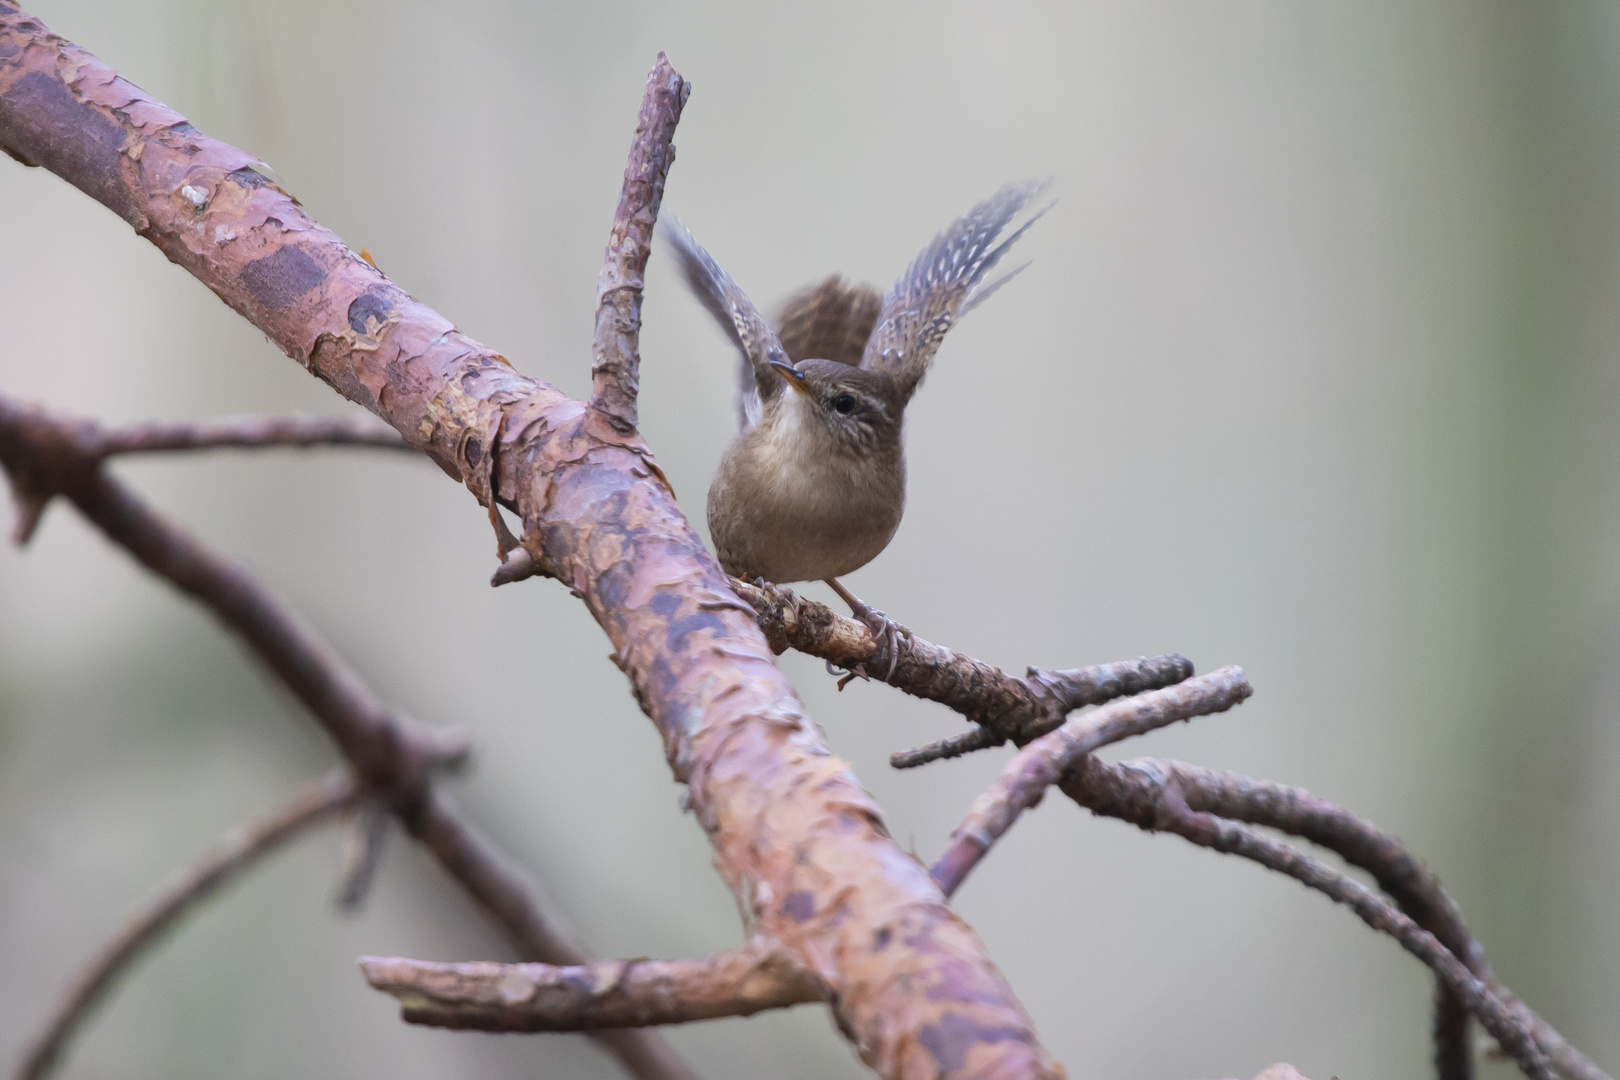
[1065,757,1610,1080]
[930,667,1251,896]
[90,413,413,456]
[360,939,825,1032]
[14,770,358,1080]
[0,394,699,1080]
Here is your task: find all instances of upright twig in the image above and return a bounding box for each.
[590,53,690,432]
[14,770,358,1080]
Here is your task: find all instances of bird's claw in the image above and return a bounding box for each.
[824,657,871,691]
[849,604,911,682]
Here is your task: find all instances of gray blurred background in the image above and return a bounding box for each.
[2,2,1618,1078]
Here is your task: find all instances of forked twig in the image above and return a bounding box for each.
[930,667,1251,896]
[14,770,358,1080]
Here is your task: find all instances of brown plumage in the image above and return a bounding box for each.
[775,276,882,369]
[661,184,1048,652]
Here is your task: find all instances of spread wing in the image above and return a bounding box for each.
[660,215,790,431]
[775,276,883,367]
[861,181,1051,402]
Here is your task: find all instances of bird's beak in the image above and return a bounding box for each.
[769,359,814,397]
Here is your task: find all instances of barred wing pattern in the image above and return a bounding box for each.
[861,182,1050,402]
[775,276,883,369]
[661,215,790,431]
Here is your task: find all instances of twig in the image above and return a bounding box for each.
[930,667,1251,896]
[334,798,390,911]
[89,413,413,456]
[0,19,1067,1074]
[731,577,1194,752]
[0,395,698,1080]
[14,770,358,1080]
[359,939,824,1032]
[1064,757,1610,1080]
[590,53,690,432]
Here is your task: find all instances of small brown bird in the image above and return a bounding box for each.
[663,183,1049,672]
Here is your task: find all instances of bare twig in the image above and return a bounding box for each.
[360,939,824,1032]
[334,798,390,911]
[590,52,690,432]
[89,413,413,456]
[0,395,698,1080]
[930,667,1251,896]
[1064,757,1610,1080]
[14,770,358,1080]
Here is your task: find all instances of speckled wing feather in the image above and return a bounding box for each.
[661,215,790,431]
[774,276,883,367]
[861,182,1051,402]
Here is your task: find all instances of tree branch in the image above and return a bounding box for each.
[930,667,1251,896]
[0,394,698,1080]
[14,770,359,1080]
[730,577,1194,757]
[90,413,412,456]
[0,17,1061,1076]
[359,939,824,1032]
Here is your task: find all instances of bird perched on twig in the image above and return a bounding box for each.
[662,182,1049,677]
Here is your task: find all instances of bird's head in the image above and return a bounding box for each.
[768,359,905,457]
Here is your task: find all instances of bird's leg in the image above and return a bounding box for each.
[824,578,912,683]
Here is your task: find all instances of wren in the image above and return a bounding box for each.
[662,182,1048,675]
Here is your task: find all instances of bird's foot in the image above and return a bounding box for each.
[825,657,871,692]
[822,578,913,683]
[848,602,911,682]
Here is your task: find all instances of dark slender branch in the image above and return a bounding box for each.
[589,53,690,432]
[731,577,1193,753]
[930,667,1251,896]
[14,770,358,1080]
[360,939,824,1032]
[0,394,699,1080]
[1063,756,1609,1080]
[90,413,413,456]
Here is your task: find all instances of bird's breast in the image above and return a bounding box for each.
[707,421,905,584]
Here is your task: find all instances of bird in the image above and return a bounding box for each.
[661,182,1049,678]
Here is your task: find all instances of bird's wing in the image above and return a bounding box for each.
[775,276,883,367]
[661,215,790,431]
[861,182,1051,402]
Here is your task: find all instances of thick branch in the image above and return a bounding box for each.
[14,770,358,1080]
[731,577,1193,756]
[0,395,696,1080]
[92,413,412,455]
[930,667,1251,896]
[360,940,824,1032]
[0,22,1056,1076]
[590,53,689,432]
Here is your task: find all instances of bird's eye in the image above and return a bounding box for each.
[832,394,857,415]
